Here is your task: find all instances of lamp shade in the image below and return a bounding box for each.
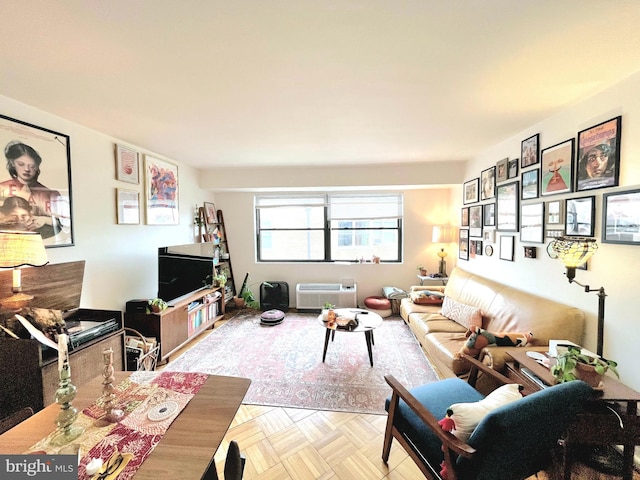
[549,236,598,268]
[432,225,457,244]
[0,230,49,268]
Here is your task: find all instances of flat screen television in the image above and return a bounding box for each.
[158,244,215,303]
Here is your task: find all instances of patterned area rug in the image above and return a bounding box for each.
[164,311,439,415]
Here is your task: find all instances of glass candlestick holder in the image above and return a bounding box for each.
[50,359,85,446]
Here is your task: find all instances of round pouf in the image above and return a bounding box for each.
[260,309,285,326]
[364,296,392,318]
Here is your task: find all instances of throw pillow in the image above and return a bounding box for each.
[440,297,483,330]
[442,383,523,442]
[456,325,534,358]
[410,289,444,305]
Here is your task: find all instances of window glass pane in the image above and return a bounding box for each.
[258,205,324,228]
[330,227,398,261]
[259,230,325,260]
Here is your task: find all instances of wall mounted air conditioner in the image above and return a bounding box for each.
[295,283,357,310]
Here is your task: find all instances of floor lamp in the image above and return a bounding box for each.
[432,225,457,277]
[0,230,49,310]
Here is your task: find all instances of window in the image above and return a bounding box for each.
[256,193,403,262]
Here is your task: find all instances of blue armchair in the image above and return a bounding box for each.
[383,354,593,480]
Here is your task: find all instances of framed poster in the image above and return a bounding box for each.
[499,235,515,261]
[463,178,479,205]
[576,116,621,192]
[481,166,496,200]
[115,144,139,184]
[496,181,519,232]
[0,114,74,247]
[203,202,217,225]
[469,205,483,237]
[520,202,545,243]
[116,188,140,225]
[521,134,539,168]
[144,155,179,225]
[546,200,564,226]
[483,202,495,227]
[508,158,519,179]
[541,139,574,196]
[459,229,469,260]
[461,207,469,227]
[496,158,508,183]
[521,169,539,200]
[602,189,640,245]
[565,196,595,237]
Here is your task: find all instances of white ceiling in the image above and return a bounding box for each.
[2,0,640,169]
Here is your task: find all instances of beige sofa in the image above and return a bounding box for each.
[400,267,584,378]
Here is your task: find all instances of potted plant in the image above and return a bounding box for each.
[212,272,227,288]
[147,298,168,314]
[321,302,335,322]
[416,264,427,276]
[551,345,619,387]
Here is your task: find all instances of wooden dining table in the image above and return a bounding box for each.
[0,372,251,479]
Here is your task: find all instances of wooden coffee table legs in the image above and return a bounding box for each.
[322,328,375,367]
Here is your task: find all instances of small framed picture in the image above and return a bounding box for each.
[115,144,139,184]
[483,203,495,227]
[203,202,218,225]
[116,188,140,225]
[565,196,595,237]
[576,116,621,192]
[541,139,574,196]
[474,240,483,256]
[496,158,508,183]
[602,188,640,245]
[523,246,537,258]
[546,200,564,225]
[546,229,564,239]
[469,205,483,237]
[459,229,469,260]
[521,169,539,200]
[521,134,540,168]
[483,229,496,243]
[461,207,469,227]
[499,235,515,261]
[496,181,519,232]
[463,178,479,205]
[508,158,519,179]
[520,202,545,244]
[481,167,496,200]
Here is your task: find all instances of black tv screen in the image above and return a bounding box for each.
[158,249,213,303]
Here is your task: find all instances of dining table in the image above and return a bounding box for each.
[0,371,251,479]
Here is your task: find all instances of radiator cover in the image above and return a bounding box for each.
[295,283,357,310]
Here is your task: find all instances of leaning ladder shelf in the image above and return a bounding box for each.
[212,209,237,305]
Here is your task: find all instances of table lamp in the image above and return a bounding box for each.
[432,225,457,277]
[0,230,49,310]
[547,236,604,356]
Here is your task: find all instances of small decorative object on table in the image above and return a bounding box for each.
[416,265,427,276]
[50,334,85,446]
[99,347,124,423]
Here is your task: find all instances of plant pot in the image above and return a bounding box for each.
[419,269,427,276]
[574,362,604,388]
[233,297,246,309]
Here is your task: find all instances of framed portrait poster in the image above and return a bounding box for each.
[116,188,140,225]
[203,202,217,225]
[115,144,139,184]
[496,181,519,232]
[469,205,483,237]
[520,202,545,243]
[508,158,519,179]
[144,155,179,225]
[0,114,74,247]
[481,167,495,200]
[521,133,539,168]
[565,196,595,237]
[463,178,479,205]
[483,202,495,227]
[602,189,640,245]
[499,235,515,261]
[576,116,621,192]
[461,207,469,227]
[541,139,574,196]
[496,158,508,183]
[459,229,469,260]
[521,169,539,200]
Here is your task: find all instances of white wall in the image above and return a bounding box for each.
[0,95,214,310]
[460,71,640,391]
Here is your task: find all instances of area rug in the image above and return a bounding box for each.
[164,311,439,414]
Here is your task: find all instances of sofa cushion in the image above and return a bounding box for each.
[440,297,483,330]
[445,383,523,442]
[410,289,444,306]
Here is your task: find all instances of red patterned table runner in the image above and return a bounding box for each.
[27,371,208,480]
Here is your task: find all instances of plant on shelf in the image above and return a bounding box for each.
[416,264,427,276]
[212,272,227,288]
[147,298,168,314]
[551,345,619,387]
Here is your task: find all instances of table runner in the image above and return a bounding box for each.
[27,371,208,480]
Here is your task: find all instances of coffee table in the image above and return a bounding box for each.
[319,308,383,367]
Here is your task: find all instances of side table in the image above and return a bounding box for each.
[416,275,448,286]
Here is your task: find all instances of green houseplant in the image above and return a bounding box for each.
[551,345,619,387]
[147,298,168,314]
[416,264,427,276]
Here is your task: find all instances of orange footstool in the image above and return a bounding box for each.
[364,296,392,318]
